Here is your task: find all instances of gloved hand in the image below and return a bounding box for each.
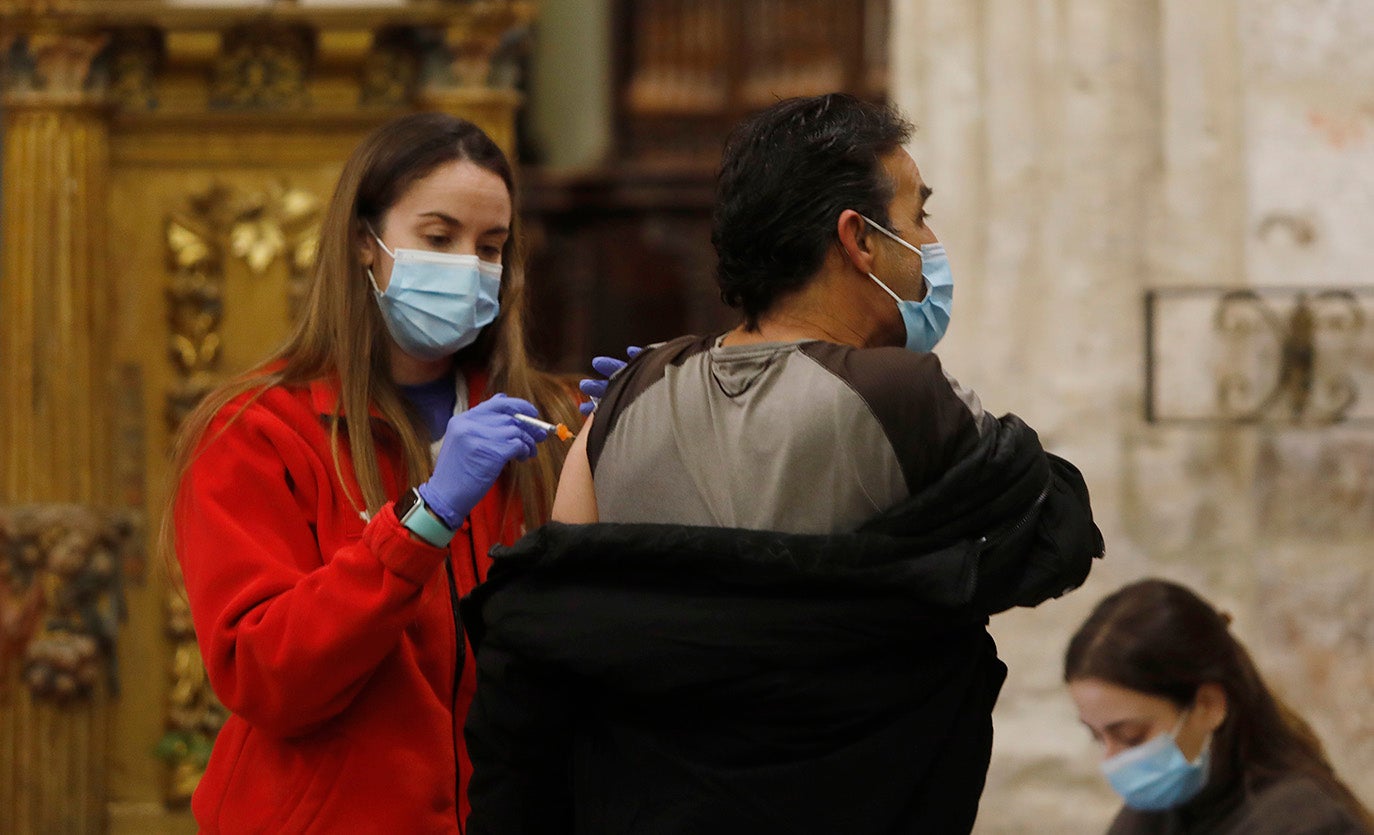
[578,346,642,415]
[416,394,547,528]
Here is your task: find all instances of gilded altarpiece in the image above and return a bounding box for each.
[0,2,534,832]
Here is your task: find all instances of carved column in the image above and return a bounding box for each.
[0,30,119,835]
[420,0,537,155]
[0,31,114,505]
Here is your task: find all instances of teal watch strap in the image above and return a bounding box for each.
[397,489,455,548]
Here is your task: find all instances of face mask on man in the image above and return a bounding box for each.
[858,214,953,353]
[1101,710,1212,811]
[367,230,502,361]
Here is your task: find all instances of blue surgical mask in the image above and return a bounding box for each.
[368,232,502,361]
[1101,711,1212,812]
[860,214,953,353]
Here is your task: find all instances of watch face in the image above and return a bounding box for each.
[395,488,421,518]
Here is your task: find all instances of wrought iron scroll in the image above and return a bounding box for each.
[1146,287,1374,425]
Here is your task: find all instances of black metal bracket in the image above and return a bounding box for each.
[1145,286,1374,425]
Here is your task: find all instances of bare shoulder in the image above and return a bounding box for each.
[551,412,598,523]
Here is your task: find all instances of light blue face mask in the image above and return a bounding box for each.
[1101,711,1212,812]
[859,214,953,353]
[368,232,502,362]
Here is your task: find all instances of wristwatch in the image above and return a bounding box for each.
[394,487,456,548]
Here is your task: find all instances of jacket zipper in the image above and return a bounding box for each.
[445,536,465,834]
[978,473,1052,552]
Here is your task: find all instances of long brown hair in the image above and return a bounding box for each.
[1065,579,1372,828]
[161,113,578,564]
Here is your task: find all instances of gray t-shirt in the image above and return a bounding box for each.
[586,335,987,534]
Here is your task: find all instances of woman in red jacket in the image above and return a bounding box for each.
[163,113,579,833]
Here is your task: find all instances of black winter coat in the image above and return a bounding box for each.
[462,414,1104,835]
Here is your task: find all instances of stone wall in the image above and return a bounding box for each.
[890,1,1374,831]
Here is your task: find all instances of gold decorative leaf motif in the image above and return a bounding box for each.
[280,188,319,222]
[167,222,210,270]
[169,335,199,372]
[230,219,286,276]
[294,231,318,272]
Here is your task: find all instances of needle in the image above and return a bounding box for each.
[513,413,574,442]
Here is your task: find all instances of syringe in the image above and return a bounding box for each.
[513,413,575,442]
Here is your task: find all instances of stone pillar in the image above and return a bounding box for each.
[0,30,118,835]
[889,1,1167,831]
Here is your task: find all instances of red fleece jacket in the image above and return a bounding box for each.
[175,372,522,833]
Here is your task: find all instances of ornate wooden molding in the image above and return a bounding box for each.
[0,29,110,107]
[211,24,313,109]
[0,504,133,702]
[436,0,536,87]
[228,183,321,277]
[1,1,533,117]
[164,187,228,434]
[164,181,323,431]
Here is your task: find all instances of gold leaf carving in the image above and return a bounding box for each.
[294,231,319,273]
[279,187,319,222]
[210,24,312,109]
[198,333,220,367]
[28,32,109,97]
[230,218,286,276]
[169,335,199,373]
[167,222,211,270]
[437,0,537,88]
[165,186,229,433]
[222,184,320,277]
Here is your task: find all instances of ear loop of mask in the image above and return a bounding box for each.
[1172,707,1213,765]
[365,224,394,295]
[857,213,928,301]
[1168,709,1189,741]
[859,213,922,257]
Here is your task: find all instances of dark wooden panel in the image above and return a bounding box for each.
[522,0,891,371]
[613,0,889,164]
[522,165,732,371]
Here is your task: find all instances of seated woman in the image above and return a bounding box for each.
[1065,578,1373,835]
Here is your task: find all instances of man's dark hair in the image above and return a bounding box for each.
[712,93,914,328]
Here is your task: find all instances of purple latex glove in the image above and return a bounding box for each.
[578,346,643,415]
[416,393,547,528]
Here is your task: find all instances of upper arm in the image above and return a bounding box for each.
[175,402,444,735]
[552,413,598,523]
